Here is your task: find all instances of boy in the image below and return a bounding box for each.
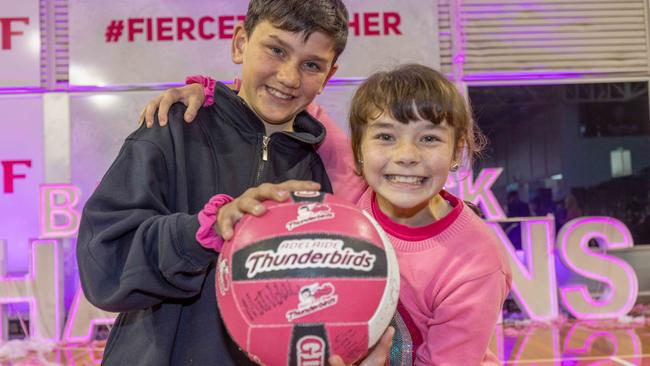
[78,1,390,364]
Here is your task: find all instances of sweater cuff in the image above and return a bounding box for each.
[195,194,234,252]
[185,75,216,107]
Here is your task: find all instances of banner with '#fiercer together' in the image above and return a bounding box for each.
[69,0,440,86]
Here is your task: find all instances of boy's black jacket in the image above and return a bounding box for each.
[77,82,332,365]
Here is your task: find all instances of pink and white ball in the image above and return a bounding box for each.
[216,191,399,365]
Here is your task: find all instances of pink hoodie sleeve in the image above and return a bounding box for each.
[418,270,509,366]
[306,103,367,204]
[185,75,217,107]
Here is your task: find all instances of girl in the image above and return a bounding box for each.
[343,64,511,365]
[144,64,512,365]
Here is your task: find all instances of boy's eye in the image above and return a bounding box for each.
[304,61,322,72]
[270,47,285,56]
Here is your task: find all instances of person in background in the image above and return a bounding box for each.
[505,190,531,250]
[530,188,556,217]
[506,190,530,218]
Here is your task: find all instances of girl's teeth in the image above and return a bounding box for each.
[387,175,424,184]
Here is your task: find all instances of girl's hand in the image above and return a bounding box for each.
[138,83,205,127]
[216,180,321,240]
[329,326,395,366]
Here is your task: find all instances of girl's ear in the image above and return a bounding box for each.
[355,150,365,177]
[452,137,467,169]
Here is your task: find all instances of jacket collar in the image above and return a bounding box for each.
[212,82,326,146]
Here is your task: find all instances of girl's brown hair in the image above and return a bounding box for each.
[349,64,486,173]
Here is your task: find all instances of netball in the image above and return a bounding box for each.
[215,191,400,365]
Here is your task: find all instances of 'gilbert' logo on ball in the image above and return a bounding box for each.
[297,336,325,366]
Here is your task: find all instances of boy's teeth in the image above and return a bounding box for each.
[267,87,292,100]
[386,175,424,184]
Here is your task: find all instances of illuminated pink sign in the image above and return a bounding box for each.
[0,239,62,340]
[63,287,116,343]
[489,215,638,322]
[0,169,641,342]
[498,322,642,364]
[39,184,81,238]
[0,239,116,342]
[446,168,506,220]
[449,170,639,322]
[488,218,559,321]
[557,217,638,319]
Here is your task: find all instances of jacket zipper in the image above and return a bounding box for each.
[262,135,269,161]
[254,135,270,185]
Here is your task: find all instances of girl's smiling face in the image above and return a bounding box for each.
[360,111,458,223]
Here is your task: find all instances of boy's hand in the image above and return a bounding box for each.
[138,83,205,128]
[329,326,394,366]
[216,180,321,240]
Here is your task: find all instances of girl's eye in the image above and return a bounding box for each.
[375,133,393,141]
[270,47,284,56]
[422,135,440,143]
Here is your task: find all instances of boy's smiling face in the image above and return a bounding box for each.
[232,20,339,129]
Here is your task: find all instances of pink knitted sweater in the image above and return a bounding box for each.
[269,104,512,363]
[358,188,511,365]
